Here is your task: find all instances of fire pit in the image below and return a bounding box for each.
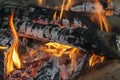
[0,0,120,80]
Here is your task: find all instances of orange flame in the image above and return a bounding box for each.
[88,0,111,32]
[92,13,110,32]
[41,42,80,72]
[0,46,7,50]
[38,0,43,5]
[53,11,57,23]
[66,0,72,11]
[89,0,111,66]
[89,54,105,67]
[60,0,66,20]
[5,12,21,73]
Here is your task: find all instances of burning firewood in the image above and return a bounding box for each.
[0,0,120,80]
[0,5,99,30]
[0,5,120,34]
[32,52,91,80]
[3,20,119,59]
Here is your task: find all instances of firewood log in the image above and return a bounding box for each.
[0,5,99,30]
[0,5,119,34]
[7,20,120,59]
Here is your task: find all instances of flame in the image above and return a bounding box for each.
[0,46,7,50]
[92,13,110,32]
[60,0,66,20]
[38,0,43,5]
[66,0,72,11]
[89,0,111,66]
[5,12,21,73]
[90,1,110,32]
[53,11,57,23]
[89,54,105,67]
[41,42,80,72]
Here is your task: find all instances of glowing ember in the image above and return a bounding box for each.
[89,54,105,67]
[5,12,21,73]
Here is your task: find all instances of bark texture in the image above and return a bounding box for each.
[8,20,120,59]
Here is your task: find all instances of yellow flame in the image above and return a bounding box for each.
[6,12,21,73]
[0,46,7,50]
[66,0,72,11]
[41,42,80,72]
[89,54,105,67]
[38,0,43,5]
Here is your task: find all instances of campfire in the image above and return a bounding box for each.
[0,0,120,80]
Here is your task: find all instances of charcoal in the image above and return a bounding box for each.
[33,57,61,80]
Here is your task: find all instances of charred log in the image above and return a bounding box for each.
[0,5,120,34]
[0,5,99,30]
[9,21,120,59]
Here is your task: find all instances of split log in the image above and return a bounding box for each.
[11,21,120,59]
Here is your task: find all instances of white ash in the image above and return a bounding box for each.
[70,2,103,13]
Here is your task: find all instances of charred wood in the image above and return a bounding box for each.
[0,33,13,49]
[70,53,91,80]
[0,6,99,30]
[32,57,62,80]
[0,5,120,34]
[8,20,120,59]
[32,53,91,80]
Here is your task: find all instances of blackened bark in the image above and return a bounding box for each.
[11,20,120,59]
[0,6,99,30]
